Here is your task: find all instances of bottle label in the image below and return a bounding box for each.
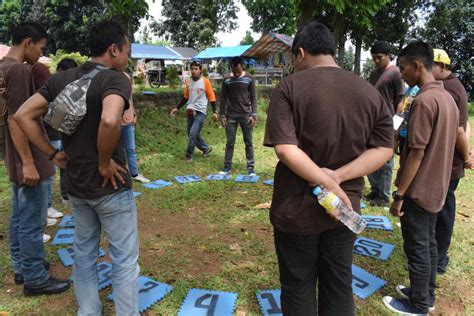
[320,193,339,212]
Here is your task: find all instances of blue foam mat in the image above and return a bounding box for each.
[143,179,173,189]
[353,237,395,261]
[351,264,386,299]
[178,288,238,316]
[51,229,74,245]
[175,175,202,184]
[263,179,274,186]
[70,261,112,291]
[206,174,231,181]
[362,215,393,231]
[58,215,75,227]
[57,247,106,267]
[108,276,173,313]
[234,175,260,183]
[256,289,282,315]
[133,191,142,197]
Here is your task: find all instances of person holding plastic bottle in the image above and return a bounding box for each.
[264,22,394,316]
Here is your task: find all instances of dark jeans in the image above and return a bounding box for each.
[274,227,356,316]
[186,111,209,159]
[367,156,394,202]
[400,197,437,312]
[224,116,254,170]
[436,178,460,273]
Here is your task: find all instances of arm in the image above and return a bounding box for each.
[275,144,353,209]
[249,77,257,117]
[170,97,188,116]
[219,81,228,127]
[456,126,470,162]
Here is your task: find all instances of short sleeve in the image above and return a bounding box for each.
[204,78,216,102]
[6,64,35,115]
[184,81,189,99]
[38,76,54,102]
[101,71,131,111]
[408,99,434,149]
[264,80,298,147]
[367,95,394,149]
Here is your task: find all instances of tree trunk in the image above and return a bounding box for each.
[298,0,317,28]
[354,38,362,75]
[332,12,346,65]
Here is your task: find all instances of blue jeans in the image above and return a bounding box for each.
[10,179,51,286]
[186,111,209,158]
[47,139,68,206]
[121,124,140,177]
[224,116,255,170]
[368,156,394,201]
[69,189,139,316]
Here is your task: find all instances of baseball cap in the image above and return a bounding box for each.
[433,49,451,65]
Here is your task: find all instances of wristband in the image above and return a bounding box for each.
[48,148,59,161]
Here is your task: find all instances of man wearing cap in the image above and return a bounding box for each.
[366,41,405,207]
[432,48,471,274]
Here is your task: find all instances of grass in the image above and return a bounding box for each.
[0,99,473,315]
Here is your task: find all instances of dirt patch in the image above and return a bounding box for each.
[434,273,472,314]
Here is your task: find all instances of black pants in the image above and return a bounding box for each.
[400,197,437,312]
[436,178,459,273]
[274,227,356,316]
[224,116,254,170]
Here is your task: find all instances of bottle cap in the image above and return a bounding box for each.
[313,186,322,196]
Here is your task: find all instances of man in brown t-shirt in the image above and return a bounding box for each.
[431,49,471,274]
[0,23,70,295]
[383,42,459,315]
[264,22,393,315]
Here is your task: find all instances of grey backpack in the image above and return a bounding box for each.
[44,65,108,135]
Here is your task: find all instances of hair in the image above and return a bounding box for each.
[12,22,47,45]
[190,61,202,69]
[56,58,78,71]
[291,21,335,57]
[398,41,434,69]
[231,56,243,68]
[88,20,128,57]
[370,41,392,55]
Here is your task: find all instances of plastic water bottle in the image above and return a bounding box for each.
[313,186,367,234]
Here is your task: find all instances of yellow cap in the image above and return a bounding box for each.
[433,49,451,65]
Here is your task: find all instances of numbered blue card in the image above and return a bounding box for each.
[58,215,75,227]
[234,175,260,183]
[206,174,231,181]
[351,264,386,299]
[143,180,173,189]
[178,288,238,316]
[256,290,282,316]
[360,202,367,209]
[108,276,173,313]
[175,175,202,184]
[57,247,106,267]
[70,261,112,291]
[263,179,274,186]
[362,215,393,231]
[353,237,395,261]
[133,191,142,197]
[51,229,74,245]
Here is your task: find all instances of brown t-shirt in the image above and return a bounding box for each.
[395,81,458,213]
[264,67,394,234]
[442,73,469,180]
[369,65,405,114]
[38,62,132,199]
[0,57,54,184]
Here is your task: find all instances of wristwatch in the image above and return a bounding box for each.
[392,191,404,201]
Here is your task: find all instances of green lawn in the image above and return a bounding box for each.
[0,99,473,315]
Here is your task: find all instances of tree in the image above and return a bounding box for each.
[241,0,297,35]
[240,31,255,45]
[0,0,30,44]
[151,0,238,50]
[105,0,149,40]
[361,59,375,80]
[342,46,355,72]
[139,25,153,44]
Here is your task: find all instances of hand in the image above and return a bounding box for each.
[248,116,257,128]
[52,151,69,169]
[22,163,40,187]
[212,112,218,123]
[221,117,227,128]
[98,159,127,189]
[325,181,353,211]
[170,108,178,117]
[390,199,404,217]
[464,150,474,170]
[321,167,342,185]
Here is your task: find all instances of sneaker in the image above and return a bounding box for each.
[396,285,435,311]
[185,156,193,163]
[365,191,379,201]
[248,169,256,176]
[370,198,390,207]
[132,174,151,183]
[383,296,428,315]
[23,276,71,296]
[47,207,63,219]
[47,218,57,226]
[43,234,51,243]
[219,167,231,175]
[203,147,212,157]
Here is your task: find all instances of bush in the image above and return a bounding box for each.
[166,65,180,90]
[202,67,209,77]
[247,67,256,75]
[49,50,89,73]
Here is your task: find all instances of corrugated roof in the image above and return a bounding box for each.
[131,43,184,60]
[193,45,252,59]
[242,33,294,58]
[171,47,198,59]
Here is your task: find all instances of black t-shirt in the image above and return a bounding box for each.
[38,62,131,199]
[264,67,394,234]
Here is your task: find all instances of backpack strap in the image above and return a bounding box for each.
[82,64,110,80]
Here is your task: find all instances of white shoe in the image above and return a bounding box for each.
[47,207,63,218]
[43,234,51,243]
[132,174,151,183]
[47,218,57,226]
